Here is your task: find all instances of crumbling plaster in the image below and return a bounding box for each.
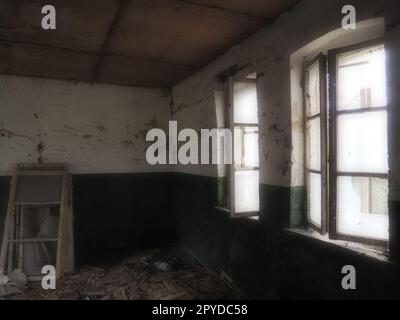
[171,0,398,192]
[1,0,399,199]
[0,75,172,175]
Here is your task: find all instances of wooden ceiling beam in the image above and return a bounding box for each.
[0,38,198,68]
[91,0,130,83]
[176,0,273,22]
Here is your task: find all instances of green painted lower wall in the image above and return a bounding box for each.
[290,186,306,228]
[1,172,400,299]
[259,184,305,230]
[0,173,177,266]
[174,173,400,299]
[173,173,271,297]
[72,173,176,265]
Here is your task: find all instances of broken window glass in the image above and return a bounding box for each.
[337,176,389,240]
[334,43,389,242]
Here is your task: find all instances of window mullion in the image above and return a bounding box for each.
[228,77,235,214]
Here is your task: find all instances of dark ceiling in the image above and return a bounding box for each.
[0,0,299,88]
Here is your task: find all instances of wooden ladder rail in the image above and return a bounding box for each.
[0,174,18,274]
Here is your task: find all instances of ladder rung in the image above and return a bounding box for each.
[9,238,58,243]
[17,170,66,176]
[13,201,61,206]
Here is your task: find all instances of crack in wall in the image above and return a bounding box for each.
[0,128,36,142]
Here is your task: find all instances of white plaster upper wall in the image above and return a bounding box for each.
[171,76,220,177]
[172,0,395,186]
[0,75,172,175]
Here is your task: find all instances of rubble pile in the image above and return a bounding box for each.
[5,249,244,300]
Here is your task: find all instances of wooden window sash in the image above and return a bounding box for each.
[328,38,388,246]
[303,53,328,234]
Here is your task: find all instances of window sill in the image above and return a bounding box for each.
[215,206,231,214]
[214,206,260,220]
[284,228,390,264]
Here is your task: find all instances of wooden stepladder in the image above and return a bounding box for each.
[0,164,74,281]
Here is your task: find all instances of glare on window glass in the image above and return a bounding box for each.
[234,126,243,168]
[336,44,389,241]
[308,172,322,227]
[305,60,323,228]
[235,170,259,213]
[233,80,259,214]
[233,82,258,124]
[337,112,388,173]
[306,118,321,171]
[338,45,386,110]
[243,127,259,168]
[306,62,321,117]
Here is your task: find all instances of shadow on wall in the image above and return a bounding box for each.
[174,173,400,299]
[72,173,177,266]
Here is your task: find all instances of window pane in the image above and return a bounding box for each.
[337,111,388,173]
[23,242,57,276]
[337,176,389,240]
[19,206,59,276]
[308,172,322,227]
[306,118,321,171]
[234,127,243,167]
[235,170,259,213]
[16,175,63,202]
[338,45,386,110]
[22,206,60,239]
[244,127,259,168]
[233,81,258,124]
[306,62,320,117]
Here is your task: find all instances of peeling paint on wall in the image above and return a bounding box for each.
[0,75,172,175]
[171,0,393,189]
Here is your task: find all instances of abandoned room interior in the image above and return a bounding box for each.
[0,0,400,301]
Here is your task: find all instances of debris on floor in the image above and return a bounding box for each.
[5,248,244,300]
[0,269,28,298]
